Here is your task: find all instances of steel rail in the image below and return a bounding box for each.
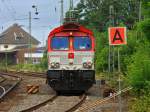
[0,76,6,83]
[65,94,87,112]
[0,86,6,98]
[0,72,22,100]
[20,95,58,112]
[8,70,45,75]
[78,87,132,112]
[7,71,46,78]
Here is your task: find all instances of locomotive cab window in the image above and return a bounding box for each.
[74,36,91,50]
[51,37,69,50]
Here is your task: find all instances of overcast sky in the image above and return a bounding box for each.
[0,0,79,46]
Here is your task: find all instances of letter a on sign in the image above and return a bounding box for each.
[108,27,127,45]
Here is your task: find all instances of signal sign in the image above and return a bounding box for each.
[108,27,127,45]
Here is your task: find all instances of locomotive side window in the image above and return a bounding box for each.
[74,37,91,50]
[51,37,69,50]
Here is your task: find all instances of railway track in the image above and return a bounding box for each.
[0,71,52,112]
[65,94,86,112]
[0,72,22,100]
[0,75,6,83]
[20,94,58,112]
[77,87,132,112]
[7,70,46,78]
[19,94,86,112]
[0,71,88,112]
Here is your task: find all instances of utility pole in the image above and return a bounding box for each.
[108,6,111,73]
[69,0,74,20]
[60,0,64,25]
[70,0,73,10]
[110,5,115,73]
[108,5,114,73]
[139,0,142,21]
[29,11,32,64]
[28,5,39,64]
[4,45,8,71]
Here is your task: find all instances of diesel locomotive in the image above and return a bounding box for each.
[47,23,95,93]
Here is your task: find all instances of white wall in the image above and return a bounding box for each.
[0,44,38,52]
[0,44,17,51]
[24,53,44,58]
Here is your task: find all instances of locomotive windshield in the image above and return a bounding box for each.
[51,37,69,50]
[74,36,91,50]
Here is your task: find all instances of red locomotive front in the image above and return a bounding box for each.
[47,23,95,93]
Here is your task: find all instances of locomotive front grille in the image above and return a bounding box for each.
[48,52,94,70]
[60,55,68,64]
[73,55,82,64]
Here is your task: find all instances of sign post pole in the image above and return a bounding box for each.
[4,45,8,72]
[108,27,127,112]
[118,47,122,112]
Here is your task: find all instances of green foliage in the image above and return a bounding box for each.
[94,30,109,72]
[73,1,150,111]
[74,0,150,74]
[96,47,108,72]
[75,0,140,31]
[40,51,48,70]
[120,30,139,72]
[142,0,150,18]
[137,19,150,41]
[127,45,150,95]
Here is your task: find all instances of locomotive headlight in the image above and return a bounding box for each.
[83,62,88,68]
[50,62,60,68]
[50,62,55,68]
[55,62,60,68]
[87,62,92,68]
[83,62,92,69]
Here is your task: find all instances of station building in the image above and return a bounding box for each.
[0,23,44,64]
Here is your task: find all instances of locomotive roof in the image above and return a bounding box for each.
[49,23,93,36]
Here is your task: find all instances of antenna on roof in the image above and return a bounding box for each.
[69,0,73,10]
[64,0,77,24]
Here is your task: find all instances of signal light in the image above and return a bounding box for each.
[70,32,73,36]
[68,53,74,59]
[50,62,60,68]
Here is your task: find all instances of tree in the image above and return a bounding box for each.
[142,0,150,18]
[137,19,150,41]
[75,0,140,31]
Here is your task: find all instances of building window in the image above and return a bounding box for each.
[14,32,22,40]
[16,36,21,40]
[4,45,8,49]
[32,58,41,64]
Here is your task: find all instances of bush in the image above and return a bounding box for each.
[127,45,150,95]
[137,19,150,41]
